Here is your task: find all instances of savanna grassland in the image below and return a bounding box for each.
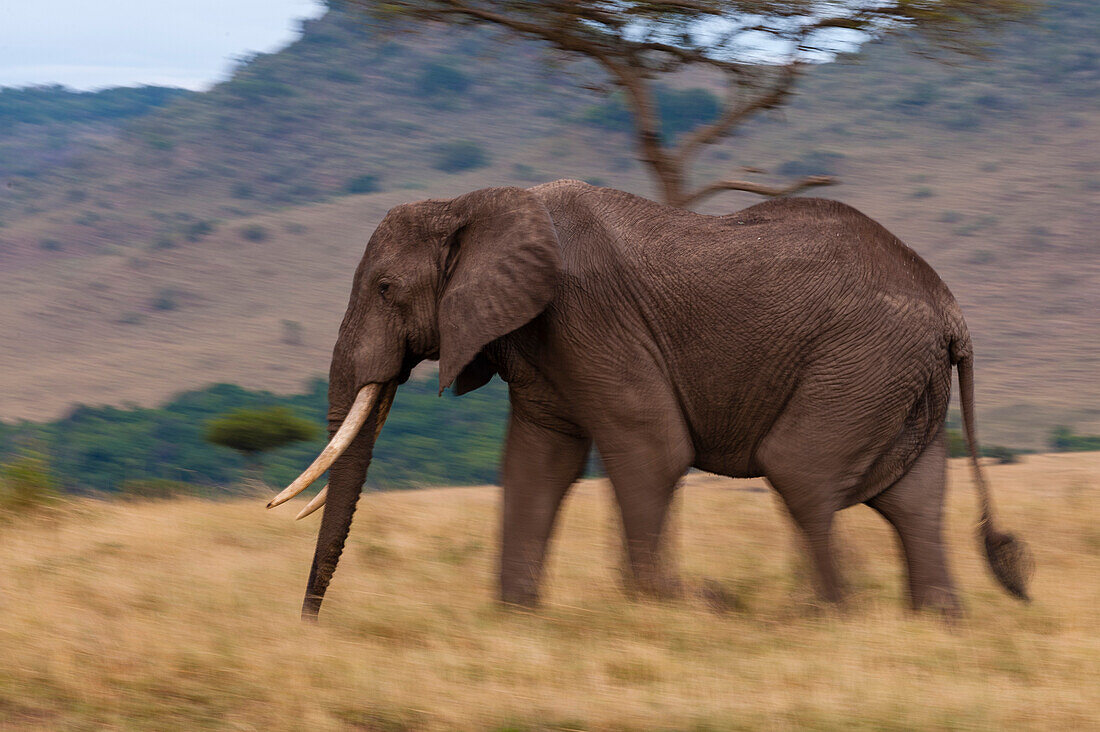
[1,453,1096,730]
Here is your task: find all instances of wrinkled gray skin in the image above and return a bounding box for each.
[301,180,1030,621]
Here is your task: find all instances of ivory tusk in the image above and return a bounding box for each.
[266,384,381,509]
[295,485,327,520]
[290,383,395,520]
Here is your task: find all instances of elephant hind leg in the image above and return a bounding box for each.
[768,483,846,604]
[589,382,695,600]
[867,428,960,617]
[754,426,857,605]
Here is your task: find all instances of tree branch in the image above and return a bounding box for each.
[678,174,834,208]
[673,63,800,168]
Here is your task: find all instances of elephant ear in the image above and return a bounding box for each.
[437,187,561,393]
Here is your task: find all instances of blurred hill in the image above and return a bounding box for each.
[0,1,1096,447]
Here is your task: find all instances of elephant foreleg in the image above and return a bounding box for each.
[499,412,591,607]
[592,391,694,600]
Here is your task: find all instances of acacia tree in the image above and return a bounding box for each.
[205,406,318,483]
[342,0,1034,207]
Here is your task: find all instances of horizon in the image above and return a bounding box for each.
[0,0,324,91]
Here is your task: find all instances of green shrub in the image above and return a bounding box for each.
[0,378,511,493]
[0,453,58,513]
[416,62,472,97]
[231,182,254,199]
[777,150,845,177]
[0,84,189,126]
[946,429,1019,463]
[184,220,215,241]
[946,428,968,458]
[205,406,318,457]
[226,78,297,105]
[346,174,381,194]
[582,85,720,141]
[281,320,303,346]
[430,140,489,173]
[1050,426,1100,452]
[239,224,269,243]
[511,163,538,181]
[325,68,362,84]
[984,445,1020,464]
[151,288,180,311]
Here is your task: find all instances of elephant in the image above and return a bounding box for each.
[268,179,1031,621]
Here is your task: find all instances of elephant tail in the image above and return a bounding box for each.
[954,347,1033,601]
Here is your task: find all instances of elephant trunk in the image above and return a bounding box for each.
[294,381,396,621]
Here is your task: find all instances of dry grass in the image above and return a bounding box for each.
[1,453,1097,730]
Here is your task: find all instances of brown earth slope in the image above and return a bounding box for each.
[0,3,1097,448]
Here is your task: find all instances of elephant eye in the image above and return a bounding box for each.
[378,281,391,300]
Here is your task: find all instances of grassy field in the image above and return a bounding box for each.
[1,453,1097,730]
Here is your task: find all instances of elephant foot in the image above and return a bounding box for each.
[499,583,542,609]
[911,586,964,624]
[620,562,683,601]
[696,578,741,614]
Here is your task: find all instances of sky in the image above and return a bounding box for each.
[0,0,325,91]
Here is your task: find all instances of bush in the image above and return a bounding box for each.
[231,182,254,199]
[582,85,720,141]
[1050,426,1100,452]
[511,163,538,181]
[239,224,269,243]
[0,453,58,513]
[324,68,362,84]
[946,429,1019,463]
[416,62,472,97]
[281,320,303,346]
[777,150,845,177]
[151,288,180,311]
[345,174,381,194]
[946,428,968,458]
[205,406,318,457]
[430,140,490,173]
[226,78,297,105]
[184,220,215,241]
[984,445,1020,465]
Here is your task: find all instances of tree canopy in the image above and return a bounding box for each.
[342,0,1037,206]
[204,406,318,456]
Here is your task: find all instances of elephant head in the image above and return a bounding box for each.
[267,187,562,620]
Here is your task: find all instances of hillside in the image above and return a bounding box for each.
[0,1,1097,447]
[1,453,1097,728]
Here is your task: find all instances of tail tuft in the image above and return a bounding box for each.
[982,527,1033,602]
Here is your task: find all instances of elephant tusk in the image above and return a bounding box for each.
[266,384,381,509]
[295,485,327,520]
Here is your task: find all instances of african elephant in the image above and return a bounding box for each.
[268,180,1031,620]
